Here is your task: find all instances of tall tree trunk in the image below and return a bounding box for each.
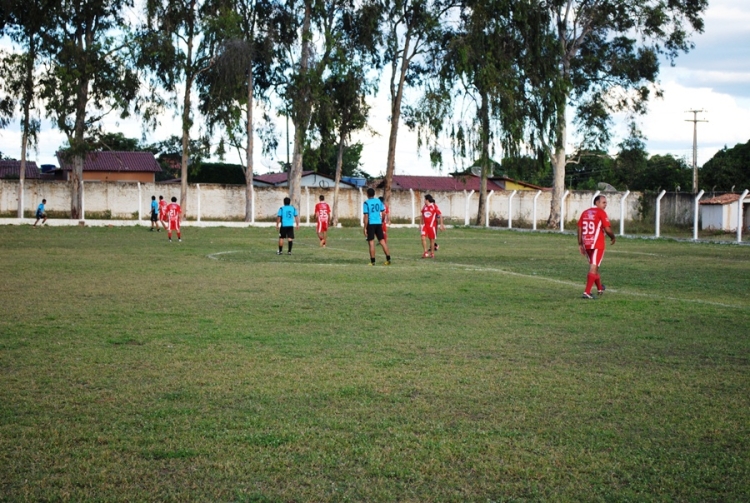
[288,0,313,210]
[18,42,35,219]
[18,111,29,219]
[384,32,411,208]
[548,101,567,228]
[475,90,490,226]
[244,66,254,222]
[181,28,195,216]
[70,29,91,221]
[332,128,346,226]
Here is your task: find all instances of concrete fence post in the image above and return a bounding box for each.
[464,190,475,226]
[693,190,704,240]
[532,190,542,230]
[655,190,667,238]
[485,190,494,228]
[620,190,630,236]
[738,189,748,243]
[508,190,517,229]
[560,190,570,232]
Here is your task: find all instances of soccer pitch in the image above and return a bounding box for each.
[1,225,749,501]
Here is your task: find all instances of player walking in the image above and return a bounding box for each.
[165,196,182,242]
[420,194,444,258]
[314,195,331,247]
[577,195,616,299]
[363,188,391,265]
[158,195,167,231]
[150,195,159,231]
[276,197,300,255]
[33,199,47,226]
[378,196,390,244]
[427,195,444,252]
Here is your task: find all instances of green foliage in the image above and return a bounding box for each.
[190,162,247,184]
[700,139,750,191]
[303,141,365,179]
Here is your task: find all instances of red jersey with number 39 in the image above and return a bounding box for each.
[578,207,610,250]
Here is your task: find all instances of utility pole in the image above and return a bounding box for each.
[685,109,708,193]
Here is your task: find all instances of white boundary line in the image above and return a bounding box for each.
[205,245,747,310]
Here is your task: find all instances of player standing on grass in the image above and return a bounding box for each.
[427,194,444,252]
[276,197,299,255]
[165,196,182,242]
[150,196,159,231]
[33,199,47,226]
[378,196,390,244]
[314,195,331,247]
[158,195,167,231]
[363,188,391,265]
[577,195,616,299]
[420,194,444,258]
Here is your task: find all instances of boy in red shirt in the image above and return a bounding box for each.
[165,196,182,242]
[314,195,331,247]
[577,195,616,299]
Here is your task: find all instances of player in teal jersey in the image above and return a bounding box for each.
[363,188,391,265]
[276,197,300,255]
[33,199,47,226]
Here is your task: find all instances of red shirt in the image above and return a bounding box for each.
[578,207,610,249]
[382,205,390,231]
[158,199,167,216]
[166,202,181,222]
[314,202,330,222]
[421,203,438,228]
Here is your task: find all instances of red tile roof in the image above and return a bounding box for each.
[0,160,41,179]
[56,151,162,173]
[700,193,743,205]
[382,175,505,192]
[253,171,312,185]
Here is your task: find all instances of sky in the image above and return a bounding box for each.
[1,0,748,178]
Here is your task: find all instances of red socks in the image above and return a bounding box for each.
[594,274,602,291]
[585,273,597,295]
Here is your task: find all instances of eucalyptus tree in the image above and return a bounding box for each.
[197,0,287,221]
[138,0,216,215]
[381,0,458,207]
[406,0,534,225]
[40,0,139,219]
[0,0,57,217]
[278,0,370,209]
[534,0,708,227]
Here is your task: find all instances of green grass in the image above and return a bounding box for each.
[1,224,749,501]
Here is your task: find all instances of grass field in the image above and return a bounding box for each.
[1,224,749,502]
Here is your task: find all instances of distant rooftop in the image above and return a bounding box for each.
[56,151,162,173]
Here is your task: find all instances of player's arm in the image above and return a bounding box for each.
[275,213,281,230]
[363,212,369,235]
[577,223,586,255]
[295,214,300,229]
[604,225,616,245]
[439,214,445,231]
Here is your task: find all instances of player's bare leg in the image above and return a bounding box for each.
[379,239,391,265]
[278,237,284,255]
[368,239,377,264]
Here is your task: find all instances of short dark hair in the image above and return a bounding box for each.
[594,195,604,204]
[284,197,291,205]
[171,196,177,202]
[425,194,434,203]
[151,195,156,200]
[42,199,46,203]
[319,195,325,201]
[159,195,163,200]
[379,196,384,203]
[367,188,375,198]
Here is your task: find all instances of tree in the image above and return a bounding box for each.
[197,0,286,222]
[534,0,708,228]
[641,154,692,192]
[0,0,58,217]
[381,0,457,207]
[700,140,750,192]
[138,0,216,216]
[405,0,531,225]
[40,0,139,219]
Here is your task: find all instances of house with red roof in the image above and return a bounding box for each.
[0,160,41,180]
[376,174,547,192]
[56,151,162,183]
[700,193,750,231]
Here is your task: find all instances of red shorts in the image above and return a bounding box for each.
[421,225,436,240]
[317,220,328,233]
[169,219,180,231]
[585,247,605,267]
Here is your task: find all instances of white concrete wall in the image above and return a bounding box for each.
[1,180,642,225]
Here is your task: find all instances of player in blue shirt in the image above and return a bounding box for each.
[33,199,47,227]
[363,188,391,265]
[276,197,300,255]
[150,195,159,231]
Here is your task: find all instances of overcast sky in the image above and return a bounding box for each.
[1,0,748,178]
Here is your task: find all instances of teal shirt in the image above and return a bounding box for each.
[277,205,298,227]
[363,198,383,225]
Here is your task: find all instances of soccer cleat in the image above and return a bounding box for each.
[581,292,596,300]
[169,239,172,242]
[422,251,430,258]
[429,253,435,259]
[598,284,606,296]
[287,251,292,255]
[277,251,282,255]
[368,262,374,266]
[383,260,391,266]
[434,243,439,251]
[178,239,182,242]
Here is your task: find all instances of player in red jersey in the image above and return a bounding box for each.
[426,195,443,251]
[165,196,182,242]
[420,194,444,258]
[158,195,168,231]
[577,195,615,299]
[378,197,390,244]
[314,195,331,247]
